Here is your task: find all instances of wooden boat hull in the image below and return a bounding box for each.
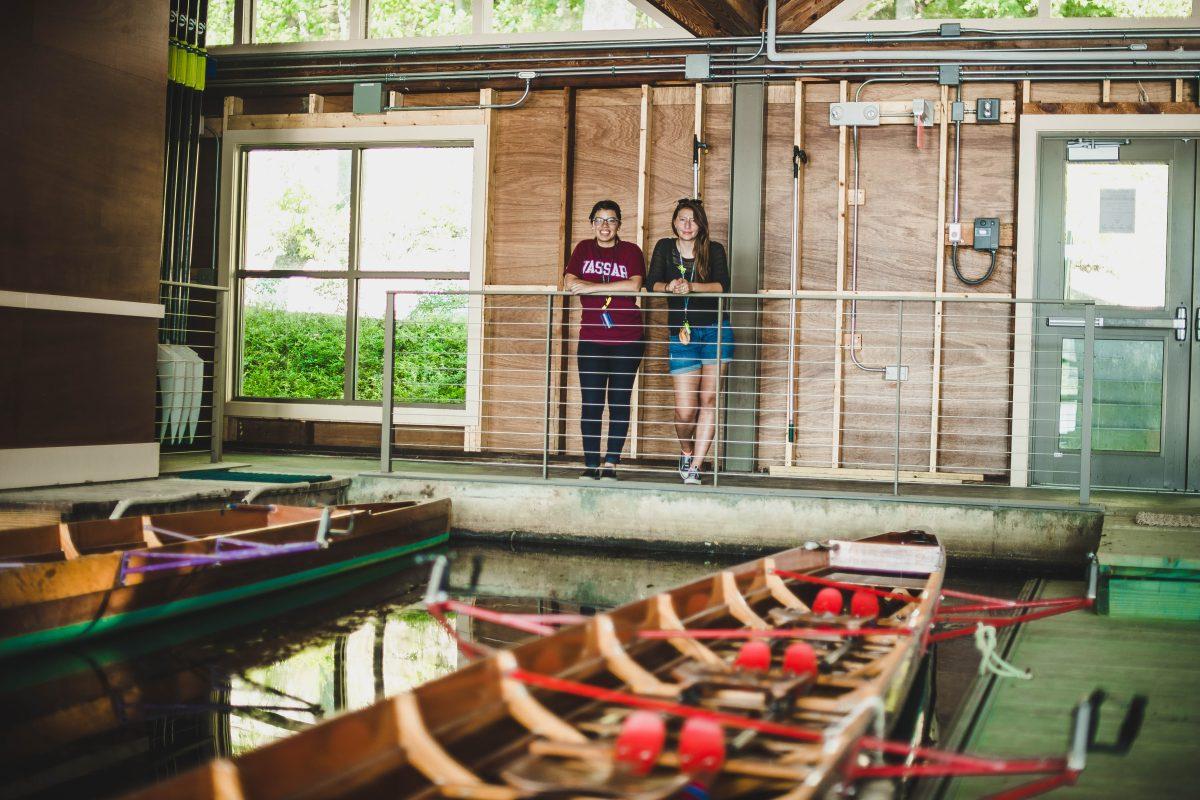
[125,530,945,800]
[0,500,451,658]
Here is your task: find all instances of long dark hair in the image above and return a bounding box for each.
[673,198,710,281]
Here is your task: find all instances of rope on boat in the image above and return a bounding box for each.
[638,626,911,640]
[973,623,1032,681]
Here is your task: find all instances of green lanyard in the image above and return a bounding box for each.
[675,244,695,334]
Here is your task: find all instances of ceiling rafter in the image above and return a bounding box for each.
[777,0,847,32]
[641,1,765,37]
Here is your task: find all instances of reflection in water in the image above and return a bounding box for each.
[226,609,460,756]
[0,543,1024,800]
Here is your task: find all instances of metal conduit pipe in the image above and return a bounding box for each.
[765,0,1200,65]
[846,77,917,374]
[383,73,536,111]
[211,26,1200,67]
[210,64,680,88]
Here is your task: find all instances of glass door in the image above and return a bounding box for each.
[1032,138,1196,491]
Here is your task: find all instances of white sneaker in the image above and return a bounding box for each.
[678,453,692,480]
[683,465,701,485]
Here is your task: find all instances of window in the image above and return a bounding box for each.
[854,0,1038,20]
[254,0,352,43]
[234,143,476,410]
[206,0,236,45]
[213,1,674,47]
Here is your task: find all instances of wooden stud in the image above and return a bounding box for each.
[786,79,805,468]
[388,90,403,108]
[628,84,652,459]
[1175,78,1186,102]
[1021,81,1031,104]
[928,85,950,474]
[694,83,705,199]
[555,88,576,455]
[831,80,849,469]
[222,95,243,126]
[470,88,497,456]
[305,93,325,114]
[1101,80,1112,103]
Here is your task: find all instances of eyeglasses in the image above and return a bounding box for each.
[592,217,619,227]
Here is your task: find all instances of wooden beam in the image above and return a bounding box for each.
[786,79,805,468]
[694,83,705,200]
[1101,80,1111,103]
[555,88,576,455]
[640,0,761,36]
[1023,101,1196,115]
[305,93,325,114]
[628,84,653,459]
[469,87,497,455]
[776,0,844,32]
[767,465,986,485]
[943,222,1015,248]
[1176,78,1186,102]
[224,109,485,131]
[929,85,949,474]
[831,80,848,469]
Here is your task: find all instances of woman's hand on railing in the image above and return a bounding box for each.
[668,278,691,295]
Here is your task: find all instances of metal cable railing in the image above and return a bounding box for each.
[379,288,1107,505]
[157,279,228,460]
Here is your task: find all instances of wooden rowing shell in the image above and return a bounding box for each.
[124,529,944,799]
[0,500,451,658]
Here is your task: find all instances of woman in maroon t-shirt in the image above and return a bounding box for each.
[563,200,645,480]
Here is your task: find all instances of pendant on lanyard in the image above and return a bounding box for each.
[676,248,693,345]
[600,295,614,329]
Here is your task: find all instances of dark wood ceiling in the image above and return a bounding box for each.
[643,0,840,37]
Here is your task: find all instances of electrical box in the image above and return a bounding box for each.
[950,101,965,122]
[938,64,961,85]
[973,218,1000,251]
[685,54,711,81]
[353,82,385,115]
[976,98,1001,123]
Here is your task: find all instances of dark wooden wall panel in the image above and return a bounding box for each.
[0,310,158,448]
[0,0,165,303]
[0,0,166,460]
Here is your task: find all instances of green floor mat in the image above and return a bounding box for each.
[175,470,333,483]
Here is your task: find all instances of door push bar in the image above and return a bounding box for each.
[1047,305,1188,342]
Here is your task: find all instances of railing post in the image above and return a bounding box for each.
[894,300,903,497]
[713,295,724,487]
[211,287,226,464]
[1079,303,1095,505]
[542,293,554,480]
[380,291,396,474]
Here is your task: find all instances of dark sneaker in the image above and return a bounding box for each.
[678,453,692,479]
[599,464,619,482]
[578,468,600,480]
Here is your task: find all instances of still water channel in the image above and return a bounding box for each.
[0,544,1026,799]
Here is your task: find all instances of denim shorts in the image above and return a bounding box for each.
[668,322,734,375]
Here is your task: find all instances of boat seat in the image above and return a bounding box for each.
[68,516,157,554]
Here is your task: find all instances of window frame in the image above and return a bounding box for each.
[212,0,687,52]
[220,124,488,429]
[810,0,1200,32]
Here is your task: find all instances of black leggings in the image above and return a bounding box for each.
[577,339,645,468]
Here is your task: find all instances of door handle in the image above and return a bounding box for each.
[1195,305,1200,343]
[1046,314,1187,333]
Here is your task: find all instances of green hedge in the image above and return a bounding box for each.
[242,297,466,403]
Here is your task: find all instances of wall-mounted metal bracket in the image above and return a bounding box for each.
[830,102,880,127]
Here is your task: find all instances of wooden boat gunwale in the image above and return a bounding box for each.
[0,499,451,658]
[126,530,946,800]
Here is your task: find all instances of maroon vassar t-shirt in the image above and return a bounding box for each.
[565,239,645,344]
